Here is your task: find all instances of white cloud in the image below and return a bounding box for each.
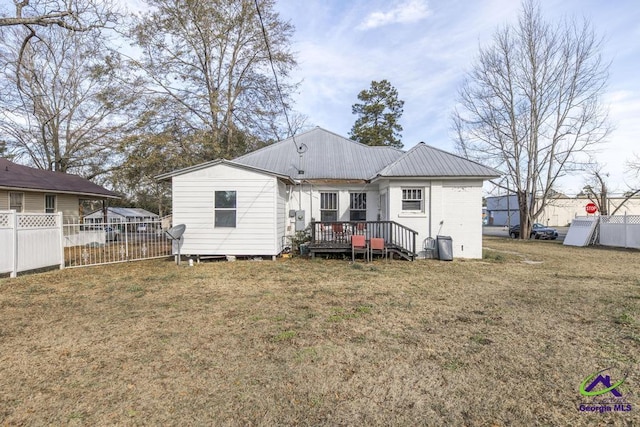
[357,0,431,30]
[277,0,640,195]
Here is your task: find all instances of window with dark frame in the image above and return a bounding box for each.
[45,195,56,213]
[9,192,23,212]
[349,193,367,221]
[402,188,423,211]
[320,192,338,222]
[214,191,237,227]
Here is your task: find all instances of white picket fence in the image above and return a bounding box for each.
[599,214,640,249]
[0,211,174,277]
[0,211,64,278]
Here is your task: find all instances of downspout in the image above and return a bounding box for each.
[308,182,312,221]
[428,184,432,238]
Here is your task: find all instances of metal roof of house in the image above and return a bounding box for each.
[374,143,501,179]
[154,159,295,182]
[0,158,119,198]
[85,207,159,219]
[156,127,500,182]
[233,127,404,180]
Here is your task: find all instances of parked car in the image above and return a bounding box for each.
[509,223,558,240]
[105,226,120,242]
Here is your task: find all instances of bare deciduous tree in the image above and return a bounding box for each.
[130,0,297,160]
[453,0,610,238]
[0,0,115,30]
[0,0,118,72]
[629,154,640,178]
[617,154,640,207]
[581,158,640,216]
[581,162,610,215]
[0,26,140,176]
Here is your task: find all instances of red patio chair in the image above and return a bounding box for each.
[351,234,368,262]
[370,237,387,261]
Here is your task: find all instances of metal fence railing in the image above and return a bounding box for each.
[309,221,418,259]
[1,213,174,276]
[63,218,173,268]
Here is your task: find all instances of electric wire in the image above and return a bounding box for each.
[254,0,303,154]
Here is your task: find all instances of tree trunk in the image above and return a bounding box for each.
[518,190,530,239]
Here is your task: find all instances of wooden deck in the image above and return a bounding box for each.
[307,221,418,260]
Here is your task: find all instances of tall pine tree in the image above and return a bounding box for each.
[350,79,404,148]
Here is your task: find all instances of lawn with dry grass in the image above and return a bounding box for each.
[1,237,639,426]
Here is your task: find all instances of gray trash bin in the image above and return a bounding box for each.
[436,235,453,261]
[299,243,310,256]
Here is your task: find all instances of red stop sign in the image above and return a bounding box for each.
[585,203,598,214]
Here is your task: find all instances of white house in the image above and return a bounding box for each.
[84,207,160,224]
[157,128,500,259]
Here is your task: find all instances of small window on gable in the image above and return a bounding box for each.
[9,192,24,212]
[45,195,56,213]
[320,192,338,222]
[402,188,423,212]
[215,191,236,227]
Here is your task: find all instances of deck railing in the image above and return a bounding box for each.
[309,221,417,258]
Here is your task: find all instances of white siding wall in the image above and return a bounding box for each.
[25,192,43,211]
[56,194,81,219]
[287,183,380,225]
[383,179,432,257]
[172,170,485,258]
[384,180,430,233]
[172,164,281,256]
[381,179,484,259]
[0,190,80,219]
[276,181,287,253]
[439,181,484,259]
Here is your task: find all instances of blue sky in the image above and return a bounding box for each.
[274,0,640,196]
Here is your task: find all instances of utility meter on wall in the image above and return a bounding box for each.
[295,210,305,231]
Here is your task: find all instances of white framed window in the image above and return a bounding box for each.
[320,192,338,222]
[45,195,56,213]
[402,188,423,212]
[214,191,236,227]
[349,193,366,221]
[9,192,24,212]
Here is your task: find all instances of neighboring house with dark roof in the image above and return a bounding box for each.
[157,127,500,259]
[0,158,119,220]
